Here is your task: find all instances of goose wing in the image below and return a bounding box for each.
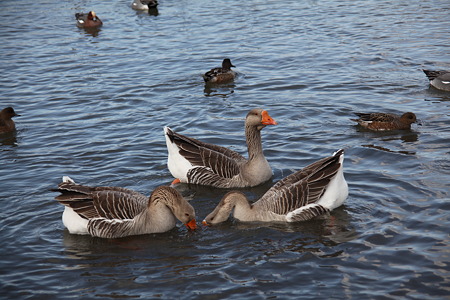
[166,127,245,178]
[54,183,147,220]
[254,150,342,215]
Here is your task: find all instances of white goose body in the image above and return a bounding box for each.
[54,176,196,238]
[164,108,278,188]
[203,149,348,224]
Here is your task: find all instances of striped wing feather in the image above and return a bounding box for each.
[167,128,244,178]
[54,183,148,220]
[254,151,341,215]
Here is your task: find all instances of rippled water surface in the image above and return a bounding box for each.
[1,0,449,299]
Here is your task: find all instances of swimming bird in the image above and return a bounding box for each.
[351,112,417,131]
[203,58,236,83]
[422,69,450,91]
[203,149,348,225]
[75,11,103,29]
[131,0,158,10]
[54,176,196,238]
[0,107,20,134]
[164,108,278,188]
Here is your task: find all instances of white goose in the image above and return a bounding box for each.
[164,108,278,188]
[54,176,196,238]
[203,149,348,225]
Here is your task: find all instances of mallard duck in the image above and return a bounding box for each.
[203,149,348,224]
[423,69,450,91]
[164,108,277,188]
[203,58,236,83]
[131,0,158,10]
[351,112,417,131]
[75,11,103,29]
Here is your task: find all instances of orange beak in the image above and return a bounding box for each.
[185,219,197,230]
[261,110,278,125]
[202,220,210,226]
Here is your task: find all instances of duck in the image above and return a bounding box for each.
[75,11,103,29]
[0,107,20,134]
[351,112,417,131]
[53,176,196,238]
[203,149,348,225]
[131,0,158,10]
[203,58,236,83]
[422,69,450,91]
[164,108,278,188]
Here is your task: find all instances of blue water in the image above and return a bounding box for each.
[1,0,449,298]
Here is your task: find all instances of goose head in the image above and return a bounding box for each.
[203,191,249,225]
[246,108,278,131]
[151,186,197,230]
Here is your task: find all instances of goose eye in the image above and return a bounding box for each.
[185,213,190,217]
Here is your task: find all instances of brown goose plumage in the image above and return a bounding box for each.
[203,149,348,224]
[164,108,278,188]
[54,177,196,238]
[351,112,417,131]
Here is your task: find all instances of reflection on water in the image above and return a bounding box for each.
[203,83,236,97]
[0,132,18,147]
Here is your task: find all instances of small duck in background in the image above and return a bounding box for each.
[131,0,158,10]
[75,11,103,29]
[351,112,417,131]
[0,107,20,134]
[422,69,450,91]
[203,58,236,84]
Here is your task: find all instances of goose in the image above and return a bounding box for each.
[203,58,236,83]
[203,149,348,225]
[422,69,450,91]
[53,176,196,238]
[0,107,20,134]
[131,0,158,10]
[164,108,278,188]
[75,11,103,29]
[351,112,417,131]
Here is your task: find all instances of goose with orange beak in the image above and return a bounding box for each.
[54,177,196,238]
[164,108,278,188]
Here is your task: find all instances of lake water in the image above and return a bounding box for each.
[1,0,449,299]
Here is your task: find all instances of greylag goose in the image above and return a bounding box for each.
[351,112,417,131]
[203,149,348,225]
[0,107,20,133]
[203,58,236,83]
[75,11,103,29]
[422,69,450,91]
[164,108,277,188]
[54,176,196,238]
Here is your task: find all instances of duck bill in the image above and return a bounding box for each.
[185,219,197,230]
[261,110,278,125]
[202,220,211,227]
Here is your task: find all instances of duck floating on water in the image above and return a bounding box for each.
[0,107,20,134]
[75,11,103,29]
[203,58,236,84]
[351,112,417,131]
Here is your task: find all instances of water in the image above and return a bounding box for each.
[1,0,449,298]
